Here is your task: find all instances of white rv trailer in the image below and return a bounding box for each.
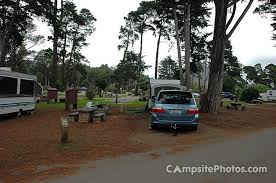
[0,68,42,117]
[258,89,276,102]
[267,89,276,101]
[259,92,269,101]
[147,79,186,109]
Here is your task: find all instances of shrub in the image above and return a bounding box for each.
[86,86,97,100]
[254,84,269,93]
[240,86,260,102]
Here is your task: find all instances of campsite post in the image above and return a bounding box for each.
[60,117,69,143]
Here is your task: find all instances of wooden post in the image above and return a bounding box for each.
[120,104,125,113]
[60,117,69,143]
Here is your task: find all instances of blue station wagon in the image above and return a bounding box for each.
[149,90,199,130]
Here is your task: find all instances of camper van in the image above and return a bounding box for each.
[146,79,186,110]
[0,68,42,117]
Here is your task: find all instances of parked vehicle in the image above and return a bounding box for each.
[258,92,268,102]
[222,92,236,100]
[146,79,186,111]
[192,92,200,99]
[259,89,276,102]
[267,89,276,101]
[149,90,199,130]
[0,68,42,117]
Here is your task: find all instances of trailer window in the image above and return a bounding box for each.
[0,76,17,95]
[20,79,34,96]
[154,86,180,97]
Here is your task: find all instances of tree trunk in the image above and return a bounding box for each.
[51,0,59,88]
[198,75,201,92]
[61,33,67,90]
[184,1,191,90]
[135,30,144,96]
[123,30,130,61]
[69,40,76,64]
[173,5,184,86]
[0,37,3,61]
[123,43,129,62]
[60,0,66,90]
[139,30,144,74]
[155,27,162,79]
[0,0,20,65]
[200,0,228,114]
[203,59,207,91]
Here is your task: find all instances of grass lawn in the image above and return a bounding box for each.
[222,99,247,107]
[37,98,147,110]
[37,98,113,110]
[195,98,247,109]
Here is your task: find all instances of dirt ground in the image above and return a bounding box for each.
[0,104,276,182]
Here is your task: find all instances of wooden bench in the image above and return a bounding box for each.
[93,113,106,122]
[68,112,79,122]
[95,104,111,115]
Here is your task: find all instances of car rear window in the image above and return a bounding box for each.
[157,91,195,105]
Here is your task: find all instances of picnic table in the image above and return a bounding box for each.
[71,108,94,123]
[230,102,242,110]
[252,99,262,104]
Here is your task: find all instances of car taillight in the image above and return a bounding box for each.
[151,107,165,113]
[187,108,199,115]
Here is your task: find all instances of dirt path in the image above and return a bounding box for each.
[0,104,275,182]
[45,127,276,183]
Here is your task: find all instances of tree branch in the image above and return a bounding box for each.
[228,0,240,8]
[226,2,237,29]
[226,0,254,40]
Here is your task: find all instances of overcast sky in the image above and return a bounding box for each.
[34,0,276,77]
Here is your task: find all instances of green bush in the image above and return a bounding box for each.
[86,86,97,100]
[254,84,269,93]
[240,86,260,102]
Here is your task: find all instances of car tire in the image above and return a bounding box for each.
[150,124,158,130]
[149,116,157,130]
[191,126,198,131]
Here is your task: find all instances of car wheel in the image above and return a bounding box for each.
[191,126,198,131]
[150,124,158,130]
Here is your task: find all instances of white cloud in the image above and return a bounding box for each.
[230,1,276,66]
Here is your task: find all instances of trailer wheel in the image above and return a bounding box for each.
[27,110,34,115]
[17,110,22,118]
